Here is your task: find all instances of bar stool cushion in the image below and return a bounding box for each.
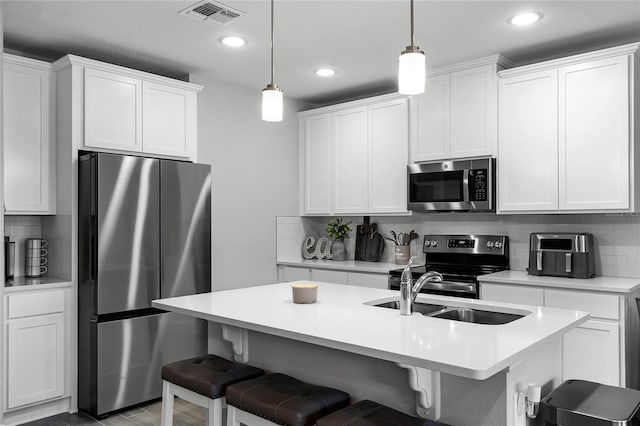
[226,372,350,426]
[316,399,449,426]
[161,354,264,399]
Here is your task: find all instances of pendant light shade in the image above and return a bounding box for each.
[262,0,283,122]
[262,83,283,122]
[398,0,426,95]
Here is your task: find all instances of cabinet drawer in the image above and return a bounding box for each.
[481,283,544,306]
[7,290,65,319]
[545,289,619,320]
[348,272,389,289]
[311,269,348,285]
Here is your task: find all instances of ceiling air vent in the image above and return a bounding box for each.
[179,0,245,25]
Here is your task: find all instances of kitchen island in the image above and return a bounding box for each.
[153,282,588,426]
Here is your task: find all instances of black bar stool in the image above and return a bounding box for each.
[160,354,264,426]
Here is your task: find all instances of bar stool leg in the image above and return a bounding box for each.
[227,405,241,426]
[160,381,175,426]
[208,397,223,426]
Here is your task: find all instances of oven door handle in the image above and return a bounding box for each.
[422,281,476,294]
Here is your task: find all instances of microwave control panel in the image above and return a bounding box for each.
[469,169,487,201]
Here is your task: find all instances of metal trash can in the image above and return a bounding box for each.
[541,380,640,425]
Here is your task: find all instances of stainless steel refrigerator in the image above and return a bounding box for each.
[78,152,210,417]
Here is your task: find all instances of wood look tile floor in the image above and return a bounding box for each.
[20,398,206,426]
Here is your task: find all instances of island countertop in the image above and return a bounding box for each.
[152,282,588,380]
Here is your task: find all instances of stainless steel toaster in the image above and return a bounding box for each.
[528,233,595,279]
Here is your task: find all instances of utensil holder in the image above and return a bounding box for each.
[394,245,410,264]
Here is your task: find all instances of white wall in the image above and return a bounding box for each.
[190,73,301,291]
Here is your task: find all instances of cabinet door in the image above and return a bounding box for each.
[333,107,368,214]
[302,114,332,214]
[498,70,559,212]
[281,266,311,282]
[369,99,409,213]
[311,269,348,285]
[558,56,630,211]
[413,74,449,162]
[562,319,620,386]
[142,81,197,159]
[450,65,493,158]
[7,314,65,409]
[480,283,544,306]
[84,67,142,152]
[348,272,389,289]
[3,60,55,214]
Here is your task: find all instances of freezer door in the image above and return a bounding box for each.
[160,160,212,297]
[95,312,207,415]
[96,154,160,315]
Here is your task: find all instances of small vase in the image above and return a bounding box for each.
[331,238,347,261]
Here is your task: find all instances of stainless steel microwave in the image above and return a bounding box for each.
[407,157,496,212]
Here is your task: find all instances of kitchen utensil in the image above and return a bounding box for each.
[25,265,47,278]
[26,247,48,257]
[5,238,14,280]
[26,238,48,249]
[355,216,371,261]
[362,223,384,262]
[26,257,47,266]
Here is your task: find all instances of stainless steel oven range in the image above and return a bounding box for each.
[388,234,509,299]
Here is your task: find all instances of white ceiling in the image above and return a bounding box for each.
[2,0,639,105]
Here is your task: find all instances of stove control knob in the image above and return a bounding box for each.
[424,240,431,248]
[431,240,438,248]
[494,241,503,249]
[486,241,495,249]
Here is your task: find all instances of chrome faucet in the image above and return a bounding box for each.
[399,256,444,315]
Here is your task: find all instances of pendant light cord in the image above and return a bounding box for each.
[410,0,415,48]
[270,0,275,85]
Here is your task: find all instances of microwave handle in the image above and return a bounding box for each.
[462,169,470,203]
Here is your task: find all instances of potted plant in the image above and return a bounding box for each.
[325,218,351,261]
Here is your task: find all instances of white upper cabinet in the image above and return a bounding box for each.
[498,69,559,212]
[56,55,202,161]
[84,67,142,152]
[411,55,511,162]
[333,107,368,214]
[498,43,638,214]
[558,56,630,210]
[3,54,56,214]
[299,94,409,216]
[301,113,332,214]
[369,99,409,213]
[142,81,197,159]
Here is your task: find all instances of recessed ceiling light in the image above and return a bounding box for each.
[510,12,541,26]
[221,36,246,47]
[314,68,336,77]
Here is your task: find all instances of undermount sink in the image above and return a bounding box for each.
[431,307,523,325]
[371,300,525,325]
[375,300,446,316]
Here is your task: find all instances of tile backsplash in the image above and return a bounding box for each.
[5,216,43,278]
[277,213,640,278]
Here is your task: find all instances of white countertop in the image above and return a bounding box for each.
[152,282,588,380]
[4,276,73,292]
[479,270,640,294]
[277,258,400,274]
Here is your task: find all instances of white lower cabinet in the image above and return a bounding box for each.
[7,314,65,409]
[312,269,349,285]
[278,266,388,289]
[481,282,628,386]
[561,319,620,386]
[4,288,69,412]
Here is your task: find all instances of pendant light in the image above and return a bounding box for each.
[398,0,425,95]
[262,0,283,122]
